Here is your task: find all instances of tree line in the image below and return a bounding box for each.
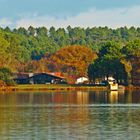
[0,26,140,85]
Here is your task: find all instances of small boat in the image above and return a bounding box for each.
[109,83,118,91]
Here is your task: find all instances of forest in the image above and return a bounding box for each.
[0,26,140,85]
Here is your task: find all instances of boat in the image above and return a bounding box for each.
[109,83,118,91]
[102,77,125,91]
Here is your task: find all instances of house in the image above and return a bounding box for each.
[13,72,31,84]
[13,72,66,84]
[106,77,116,84]
[75,77,89,84]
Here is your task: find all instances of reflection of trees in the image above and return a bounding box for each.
[94,106,140,139]
[51,91,90,105]
[0,90,139,106]
[0,93,23,137]
[47,91,90,139]
[125,90,132,103]
[76,91,89,104]
[0,91,91,139]
[88,91,108,104]
[0,91,140,139]
[131,90,140,103]
[124,90,140,104]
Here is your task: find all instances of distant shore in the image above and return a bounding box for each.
[0,84,139,92]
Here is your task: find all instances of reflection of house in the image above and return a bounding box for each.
[109,91,118,103]
[76,77,88,84]
[13,72,66,84]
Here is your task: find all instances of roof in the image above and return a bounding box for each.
[13,72,65,80]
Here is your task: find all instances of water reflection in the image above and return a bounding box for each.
[109,91,118,103]
[0,90,140,106]
[0,90,140,139]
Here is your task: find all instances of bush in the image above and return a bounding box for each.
[0,67,15,86]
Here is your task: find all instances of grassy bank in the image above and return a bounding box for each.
[0,84,107,92]
[1,84,140,92]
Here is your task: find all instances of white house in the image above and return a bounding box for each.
[76,77,89,84]
[105,76,116,84]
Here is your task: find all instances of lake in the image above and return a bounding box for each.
[0,90,140,140]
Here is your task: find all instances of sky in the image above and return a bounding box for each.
[0,0,140,29]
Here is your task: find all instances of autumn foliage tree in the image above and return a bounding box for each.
[38,45,97,81]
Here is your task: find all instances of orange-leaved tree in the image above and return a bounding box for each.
[43,45,97,82]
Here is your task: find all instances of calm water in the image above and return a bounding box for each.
[0,90,140,140]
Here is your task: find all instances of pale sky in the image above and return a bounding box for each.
[0,0,140,28]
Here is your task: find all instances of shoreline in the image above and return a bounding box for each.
[0,84,107,92]
[0,84,139,92]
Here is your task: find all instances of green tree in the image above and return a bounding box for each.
[88,41,127,84]
[121,40,140,85]
[36,27,47,36]
[28,26,36,36]
[0,67,14,85]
